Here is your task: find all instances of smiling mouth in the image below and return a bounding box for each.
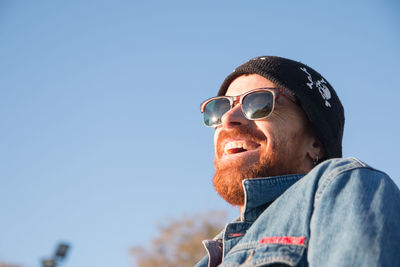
[223,140,261,155]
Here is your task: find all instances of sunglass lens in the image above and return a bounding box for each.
[242,91,274,120]
[203,98,231,126]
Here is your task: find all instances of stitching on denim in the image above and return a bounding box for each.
[228,241,260,253]
[222,254,299,267]
[221,262,239,267]
[244,174,304,187]
[240,249,254,266]
[252,255,297,266]
[228,241,305,255]
[314,159,366,206]
[350,157,367,167]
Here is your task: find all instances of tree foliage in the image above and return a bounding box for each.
[0,262,20,267]
[131,211,227,267]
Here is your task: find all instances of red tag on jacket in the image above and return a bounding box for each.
[260,236,305,245]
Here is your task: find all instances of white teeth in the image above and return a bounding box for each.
[224,141,248,154]
[222,140,261,155]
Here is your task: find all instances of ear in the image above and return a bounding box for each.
[307,136,325,162]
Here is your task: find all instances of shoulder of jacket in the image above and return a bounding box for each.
[299,157,370,186]
[321,157,370,171]
[310,157,392,204]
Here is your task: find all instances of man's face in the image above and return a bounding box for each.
[213,74,318,206]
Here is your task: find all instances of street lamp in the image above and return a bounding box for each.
[55,243,69,261]
[41,259,55,267]
[41,242,70,267]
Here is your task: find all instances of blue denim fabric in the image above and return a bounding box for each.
[195,157,400,267]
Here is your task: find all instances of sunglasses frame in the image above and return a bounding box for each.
[200,87,296,127]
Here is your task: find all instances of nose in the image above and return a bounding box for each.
[220,104,249,129]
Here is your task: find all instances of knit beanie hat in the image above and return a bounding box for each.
[218,56,344,159]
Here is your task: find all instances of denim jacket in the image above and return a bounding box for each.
[195,157,400,267]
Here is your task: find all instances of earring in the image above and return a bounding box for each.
[313,156,319,166]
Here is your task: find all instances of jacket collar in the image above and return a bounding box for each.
[241,174,304,222]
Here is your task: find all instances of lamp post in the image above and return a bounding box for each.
[41,259,56,267]
[55,244,69,261]
[41,243,70,267]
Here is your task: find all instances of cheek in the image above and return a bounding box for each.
[253,122,273,153]
[257,111,306,140]
[254,121,274,140]
[213,129,221,152]
[255,118,302,154]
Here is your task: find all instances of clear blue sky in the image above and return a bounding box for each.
[1,1,399,266]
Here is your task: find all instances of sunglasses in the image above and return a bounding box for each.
[200,88,296,127]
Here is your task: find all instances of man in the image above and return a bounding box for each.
[195,56,400,266]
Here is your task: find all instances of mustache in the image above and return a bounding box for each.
[216,126,266,146]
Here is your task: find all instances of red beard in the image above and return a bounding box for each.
[213,126,305,206]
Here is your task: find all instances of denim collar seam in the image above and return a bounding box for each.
[314,161,368,206]
[228,241,306,254]
[243,174,304,186]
